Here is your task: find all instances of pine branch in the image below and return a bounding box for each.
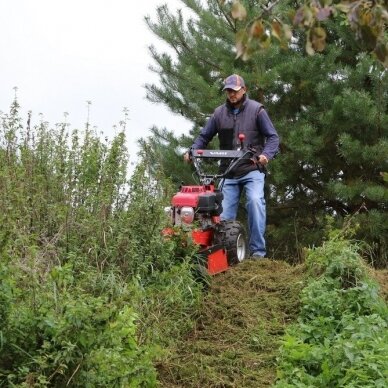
[215,0,236,32]
[260,0,283,17]
[174,32,223,71]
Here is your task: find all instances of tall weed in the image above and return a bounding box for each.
[1,262,157,387]
[0,98,203,386]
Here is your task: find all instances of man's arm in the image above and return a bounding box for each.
[192,115,218,149]
[184,115,218,162]
[256,109,279,161]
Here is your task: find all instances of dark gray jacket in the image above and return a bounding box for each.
[192,96,279,177]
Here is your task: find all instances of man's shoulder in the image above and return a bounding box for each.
[244,97,263,110]
[212,98,263,116]
[213,103,228,118]
[214,103,227,112]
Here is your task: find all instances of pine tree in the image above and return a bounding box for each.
[143,0,388,265]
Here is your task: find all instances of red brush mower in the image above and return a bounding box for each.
[164,136,254,275]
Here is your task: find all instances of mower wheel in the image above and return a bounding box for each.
[214,221,248,265]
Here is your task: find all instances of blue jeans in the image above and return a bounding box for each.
[220,170,266,257]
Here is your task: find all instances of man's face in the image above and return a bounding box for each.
[225,87,246,105]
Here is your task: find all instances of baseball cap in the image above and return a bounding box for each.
[223,74,245,91]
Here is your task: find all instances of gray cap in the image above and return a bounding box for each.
[223,74,245,91]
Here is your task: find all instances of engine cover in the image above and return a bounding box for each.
[197,192,223,215]
[171,186,207,207]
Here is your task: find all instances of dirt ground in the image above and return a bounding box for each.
[157,259,306,388]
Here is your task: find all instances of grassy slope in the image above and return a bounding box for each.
[156,260,388,388]
[157,259,306,388]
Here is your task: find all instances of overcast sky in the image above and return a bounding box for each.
[0,0,192,163]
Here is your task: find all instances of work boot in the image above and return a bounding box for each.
[250,253,265,260]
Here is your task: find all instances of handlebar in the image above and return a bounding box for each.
[191,149,245,159]
[190,148,254,185]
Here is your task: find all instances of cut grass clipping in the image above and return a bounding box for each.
[157,259,305,387]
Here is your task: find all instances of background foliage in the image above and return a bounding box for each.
[228,0,388,67]
[143,0,388,265]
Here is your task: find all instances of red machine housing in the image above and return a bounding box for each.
[164,146,250,275]
[169,183,229,275]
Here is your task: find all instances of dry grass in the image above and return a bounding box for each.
[157,259,306,388]
[373,269,388,302]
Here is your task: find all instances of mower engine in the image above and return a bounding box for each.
[164,143,252,275]
[168,185,223,228]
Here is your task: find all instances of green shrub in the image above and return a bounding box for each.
[137,262,204,349]
[1,258,202,387]
[276,237,388,387]
[0,100,204,386]
[0,263,157,387]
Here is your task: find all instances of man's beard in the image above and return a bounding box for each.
[227,94,246,107]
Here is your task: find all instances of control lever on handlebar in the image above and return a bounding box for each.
[238,133,245,149]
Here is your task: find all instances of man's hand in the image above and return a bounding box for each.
[258,154,268,166]
[183,151,191,163]
[251,154,268,166]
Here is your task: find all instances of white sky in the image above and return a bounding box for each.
[0,0,192,163]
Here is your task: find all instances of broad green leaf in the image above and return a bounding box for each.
[250,20,264,38]
[283,23,293,40]
[293,7,304,26]
[259,32,271,49]
[235,29,248,58]
[336,3,351,13]
[311,27,327,52]
[231,1,247,21]
[271,20,282,41]
[306,33,315,55]
[316,6,332,21]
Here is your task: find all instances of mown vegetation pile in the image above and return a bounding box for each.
[157,260,306,387]
[157,237,388,388]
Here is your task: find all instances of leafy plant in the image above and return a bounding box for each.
[0,98,204,386]
[276,236,388,387]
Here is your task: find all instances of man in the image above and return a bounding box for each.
[184,74,279,259]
